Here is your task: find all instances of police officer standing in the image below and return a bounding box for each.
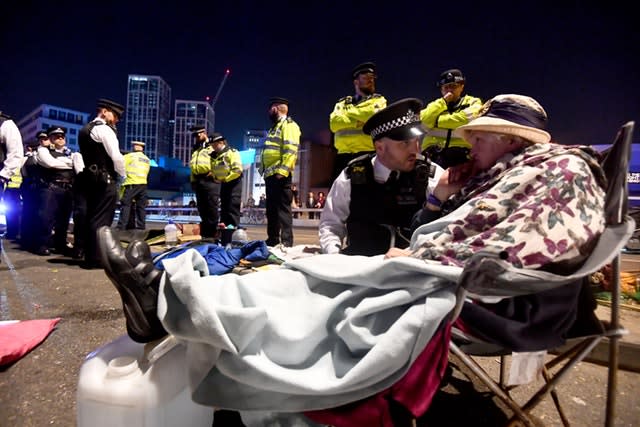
[20,131,49,253]
[117,141,150,232]
[210,133,243,228]
[78,98,125,269]
[189,126,220,239]
[0,112,24,243]
[319,98,442,256]
[260,97,301,247]
[37,126,78,255]
[329,62,387,181]
[420,68,482,168]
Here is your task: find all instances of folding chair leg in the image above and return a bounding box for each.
[450,343,538,427]
[542,368,570,427]
[605,255,623,427]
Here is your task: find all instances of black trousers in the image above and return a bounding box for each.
[84,178,118,266]
[265,174,293,247]
[220,178,242,228]
[191,178,220,238]
[46,183,74,251]
[117,184,148,230]
[72,180,88,253]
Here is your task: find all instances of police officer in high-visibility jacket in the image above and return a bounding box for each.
[3,158,23,240]
[420,68,482,168]
[329,62,387,181]
[190,126,220,239]
[260,97,301,247]
[210,134,243,227]
[117,141,150,231]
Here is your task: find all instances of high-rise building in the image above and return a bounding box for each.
[125,75,172,160]
[242,129,269,202]
[16,104,90,151]
[173,99,215,166]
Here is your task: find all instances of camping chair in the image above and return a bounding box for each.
[448,121,636,427]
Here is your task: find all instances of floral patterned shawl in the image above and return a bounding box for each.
[412,143,607,270]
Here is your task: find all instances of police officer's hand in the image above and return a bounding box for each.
[274,173,285,179]
[443,91,455,103]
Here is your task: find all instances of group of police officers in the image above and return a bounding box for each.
[0,98,152,269]
[1,63,479,266]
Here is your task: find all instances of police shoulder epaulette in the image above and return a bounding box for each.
[285,117,294,123]
[338,96,352,103]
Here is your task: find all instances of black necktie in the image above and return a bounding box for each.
[386,171,398,183]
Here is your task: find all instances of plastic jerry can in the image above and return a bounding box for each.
[77,334,213,427]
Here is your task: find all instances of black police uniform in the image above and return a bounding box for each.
[342,154,430,256]
[78,121,120,267]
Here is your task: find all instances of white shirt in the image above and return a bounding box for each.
[0,119,24,181]
[89,118,126,178]
[318,157,444,254]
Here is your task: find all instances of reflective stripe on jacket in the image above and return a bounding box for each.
[190,144,215,180]
[212,146,243,182]
[420,94,482,151]
[260,117,301,178]
[123,151,151,185]
[330,94,387,154]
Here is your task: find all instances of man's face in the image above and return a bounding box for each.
[194,131,207,142]
[439,82,464,102]
[38,137,51,148]
[50,133,66,149]
[102,108,120,126]
[354,72,376,95]
[375,136,421,172]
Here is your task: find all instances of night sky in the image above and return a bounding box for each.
[2,1,638,149]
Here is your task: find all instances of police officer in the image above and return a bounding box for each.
[0,112,24,262]
[0,112,24,194]
[420,68,482,168]
[3,154,24,240]
[329,62,387,181]
[37,126,78,254]
[189,126,220,239]
[117,141,150,231]
[260,97,301,247]
[210,133,243,227]
[20,131,49,252]
[319,98,443,256]
[78,98,126,269]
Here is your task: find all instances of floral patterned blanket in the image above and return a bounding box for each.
[412,143,606,270]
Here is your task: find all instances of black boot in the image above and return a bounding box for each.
[98,226,167,343]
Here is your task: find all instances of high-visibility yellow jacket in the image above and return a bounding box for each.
[260,117,301,178]
[420,94,483,152]
[122,151,150,185]
[330,94,386,154]
[211,145,243,183]
[7,164,22,189]
[190,143,215,181]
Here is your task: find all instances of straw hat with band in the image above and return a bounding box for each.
[455,94,551,145]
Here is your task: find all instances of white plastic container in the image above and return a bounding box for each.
[164,220,178,247]
[77,334,213,427]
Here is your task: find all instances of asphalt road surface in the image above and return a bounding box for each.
[1,225,639,426]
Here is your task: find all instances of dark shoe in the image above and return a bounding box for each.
[34,247,51,256]
[71,248,84,260]
[98,226,167,343]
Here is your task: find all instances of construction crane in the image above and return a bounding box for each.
[210,68,231,107]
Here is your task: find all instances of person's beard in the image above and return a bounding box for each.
[269,111,281,123]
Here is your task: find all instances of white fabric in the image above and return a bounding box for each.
[0,119,24,181]
[157,249,458,411]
